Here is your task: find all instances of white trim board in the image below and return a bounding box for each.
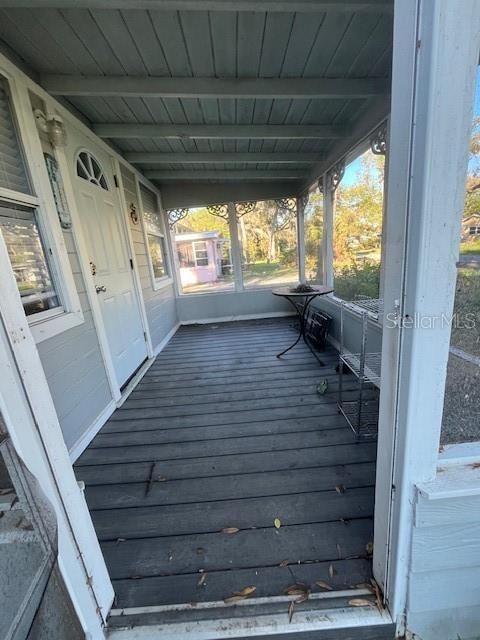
[107,604,392,640]
[439,441,480,466]
[69,399,116,463]
[180,311,296,325]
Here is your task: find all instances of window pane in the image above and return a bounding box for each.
[441,66,480,445]
[0,202,60,316]
[333,149,385,301]
[173,207,234,295]
[304,187,324,284]
[148,233,168,280]
[238,199,298,289]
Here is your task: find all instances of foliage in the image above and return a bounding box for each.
[177,207,230,237]
[238,200,297,267]
[334,262,381,301]
[305,191,324,282]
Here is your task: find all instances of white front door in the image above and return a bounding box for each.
[73,147,147,388]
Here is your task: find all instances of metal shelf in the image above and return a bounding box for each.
[346,297,383,320]
[340,351,382,386]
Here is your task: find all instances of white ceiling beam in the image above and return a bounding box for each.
[0,1,393,13]
[42,76,389,99]
[144,170,305,181]
[125,152,323,164]
[94,123,346,140]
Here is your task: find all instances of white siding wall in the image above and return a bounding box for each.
[36,227,113,452]
[406,466,480,640]
[120,164,178,351]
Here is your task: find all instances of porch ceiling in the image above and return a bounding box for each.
[0,0,393,206]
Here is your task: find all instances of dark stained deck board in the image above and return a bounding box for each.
[85,463,376,510]
[74,319,376,609]
[79,428,367,466]
[78,442,376,486]
[111,558,373,610]
[92,487,374,540]
[102,519,373,580]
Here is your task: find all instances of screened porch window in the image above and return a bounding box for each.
[0,202,60,316]
[237,199,298,289]
[333,148,385,302]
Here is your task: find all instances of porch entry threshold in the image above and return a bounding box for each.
[107,590,394,639]
[74,318,380,632]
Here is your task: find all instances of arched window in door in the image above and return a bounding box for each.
[76,151,108,190]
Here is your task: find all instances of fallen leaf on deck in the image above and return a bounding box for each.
[288,600,295,623]
[348,598,375,608]
[370,579,384,612]
[156,476,167,482]
[470,462,480,469]
[0,488,13,495]
[336,543,342,559]
[366,541,374,555]
[196,547,205,555]
[328,564,336,578]
[197,573,207,587]
[221,527,239,534]
[285,583,309,597]
[335,484,346,494]
[234,586,256,597]
[274,518,281,529]
[224,586,256,604]
[129,576,143,580]
[116,538,126,543]
[315,581,333,591]
[279,559,289,567]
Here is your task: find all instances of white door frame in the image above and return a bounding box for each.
[56,139,152,401]
[373,0,480,626]
[0,231,113,639]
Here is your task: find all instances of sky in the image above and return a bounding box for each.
[342,67,480,186]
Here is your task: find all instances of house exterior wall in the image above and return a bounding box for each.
[36,226,113,452]
[120,164,178,353]
[406,465,480,640]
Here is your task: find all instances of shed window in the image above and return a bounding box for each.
[193,241,209,266]
[469,225,480,235]
[76,151,108,190]
[140,184,170,286]
[0,202,60,316]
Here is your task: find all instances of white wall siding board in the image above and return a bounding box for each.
[36,227,113,451]
[406,465,480,639]
[177,290,292,323]
[120,163,178,350]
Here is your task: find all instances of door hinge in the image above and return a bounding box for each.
[129,258,134,270]
[113,174,119,188]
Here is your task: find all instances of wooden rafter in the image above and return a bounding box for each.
[41,76,390,99]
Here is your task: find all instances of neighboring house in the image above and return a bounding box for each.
[175,230,231,288]
[461,212,480,240]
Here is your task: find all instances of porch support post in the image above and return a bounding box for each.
[322,173,334,288]
[374,0,480,624]
[228,202,244,292]
[296,195,306,283]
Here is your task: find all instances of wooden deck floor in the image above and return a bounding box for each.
[75,318,377,610]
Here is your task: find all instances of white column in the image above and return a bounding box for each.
[322,173,334,288]
[296,196,306,283]
[374,0,480,621]
[227,201,244,291]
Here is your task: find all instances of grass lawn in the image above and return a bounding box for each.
[450,267,480,356]
[243,261,298,286]
[459,239,480,255]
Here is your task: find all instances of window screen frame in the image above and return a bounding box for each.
[138,180,172,291]
[0,70,83,343]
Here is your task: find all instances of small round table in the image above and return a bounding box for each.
[272,285,333,364]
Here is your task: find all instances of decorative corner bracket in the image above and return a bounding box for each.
[328,160,345,193]
[167,208,189,228]
[206,204,229,220]
[235,201,256,218]
[370,122,388,156]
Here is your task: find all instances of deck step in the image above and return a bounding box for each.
[106,592,395,639]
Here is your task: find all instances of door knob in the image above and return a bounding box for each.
[95,285,107,294]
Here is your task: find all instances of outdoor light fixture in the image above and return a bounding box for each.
[34,109,67,148]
